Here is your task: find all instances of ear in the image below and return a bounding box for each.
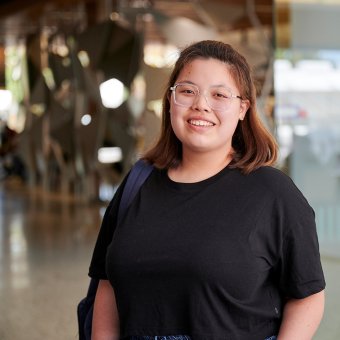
[239,99,250,121]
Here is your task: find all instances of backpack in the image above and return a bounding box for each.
[77,159,154,340]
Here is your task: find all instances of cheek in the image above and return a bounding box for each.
[170,101,185,125]
[169,106,187,142]
[169,97,180,116]
[219,109,238,124]
[170,110,182,135]
[219,112,241,135]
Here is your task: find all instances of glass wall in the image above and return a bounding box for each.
[274,0,340,257]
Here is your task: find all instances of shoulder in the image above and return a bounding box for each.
[249,166,309,208]
[246,166,310,206]
[249,166,297,191]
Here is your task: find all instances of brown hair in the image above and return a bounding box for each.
[143,40,277,174]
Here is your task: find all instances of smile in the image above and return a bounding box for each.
[188,119,215,127]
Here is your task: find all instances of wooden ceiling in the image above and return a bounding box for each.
[0,0,274,44]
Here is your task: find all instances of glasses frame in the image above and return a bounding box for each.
[170,83,242,112]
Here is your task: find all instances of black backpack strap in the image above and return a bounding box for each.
[79,158,154,340]
[117,158,154,224]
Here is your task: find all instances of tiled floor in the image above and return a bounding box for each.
[0,178,102,340]
[0,177,339,340]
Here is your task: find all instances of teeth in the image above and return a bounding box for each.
[189,119,214,127]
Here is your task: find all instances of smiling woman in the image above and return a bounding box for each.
[89,40,325,340]
[145,40,277,174]
[167,57,248,172]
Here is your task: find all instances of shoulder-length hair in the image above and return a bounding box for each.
[143,40,277,174]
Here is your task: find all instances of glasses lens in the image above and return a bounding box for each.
[174,84,198,107]
[173,84,234,111]
[207,87,233,111]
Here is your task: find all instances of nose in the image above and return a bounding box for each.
[192,92,211,112]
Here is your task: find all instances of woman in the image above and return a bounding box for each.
[89,40,325,340]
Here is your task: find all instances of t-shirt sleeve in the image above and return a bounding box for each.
[274,176,326,299]
[88,175,128,280]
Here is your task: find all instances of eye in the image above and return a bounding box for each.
[177,85,196,96]
[215,92,228,98]
[211,89,230,100]
[183,89,194,94]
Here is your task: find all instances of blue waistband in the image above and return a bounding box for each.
[128,336,277,340]
[129,337,191,340]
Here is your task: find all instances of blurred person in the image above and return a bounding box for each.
[89,40,325,340]
[0,122,26,181]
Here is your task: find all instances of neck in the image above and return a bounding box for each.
[169,148,233,183]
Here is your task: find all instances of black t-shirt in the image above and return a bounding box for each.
[89,165,325,340]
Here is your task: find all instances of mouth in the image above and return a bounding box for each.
[188,119,215,127]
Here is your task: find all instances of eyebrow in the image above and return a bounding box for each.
[177,80,231,88]
[176,80,195,85]
[176,80,233,90]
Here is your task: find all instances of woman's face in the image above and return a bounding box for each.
[170,58,249,158]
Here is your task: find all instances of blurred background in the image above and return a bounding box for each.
[0,0,339,339]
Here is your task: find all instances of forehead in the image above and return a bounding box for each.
[177,58,237,88]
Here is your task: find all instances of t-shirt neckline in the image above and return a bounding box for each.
[162,164,233,191]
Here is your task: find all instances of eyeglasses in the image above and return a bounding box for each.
[170,83,242,112]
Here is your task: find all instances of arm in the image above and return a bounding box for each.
[92,280,120,340]
[278,290,325,340]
